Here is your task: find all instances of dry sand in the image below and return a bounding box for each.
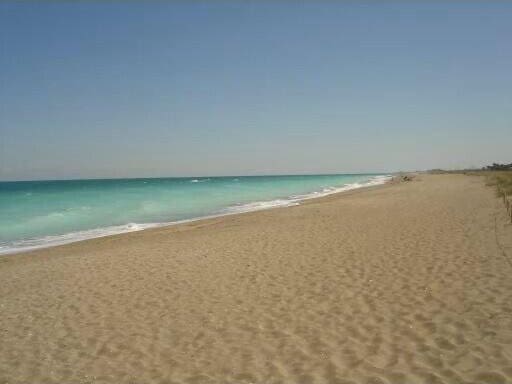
[1,174,511,384]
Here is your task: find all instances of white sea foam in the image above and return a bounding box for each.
[222,174,392,215]
[190,178,210,183]
[1,175,391,255]
[224,199,301,214]
[0,222,165,255]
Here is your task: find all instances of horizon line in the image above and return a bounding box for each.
[0,171,396,183]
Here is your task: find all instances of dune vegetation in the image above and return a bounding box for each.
[485,171,512,222]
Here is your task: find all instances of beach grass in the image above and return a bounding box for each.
[485,171,512,195]
[485,171,512,221]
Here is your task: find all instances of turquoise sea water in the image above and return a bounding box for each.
[0,174,389,254]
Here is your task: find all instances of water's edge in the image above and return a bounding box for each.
[0,175,392,256]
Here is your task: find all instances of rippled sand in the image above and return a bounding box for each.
[1,174,511,384]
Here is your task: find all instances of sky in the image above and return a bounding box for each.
[0,1,511,181]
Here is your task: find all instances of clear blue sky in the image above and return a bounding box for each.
[1,1,511,180]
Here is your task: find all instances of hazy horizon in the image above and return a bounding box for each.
[1,171,389,183]
[1,2,511,181]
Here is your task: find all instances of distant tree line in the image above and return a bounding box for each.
[484,163,512,171]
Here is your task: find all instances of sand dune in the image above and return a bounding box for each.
[1,174,511,384]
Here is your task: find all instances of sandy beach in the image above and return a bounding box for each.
[1,173,511,384]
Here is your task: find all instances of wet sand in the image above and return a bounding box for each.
[1,174,511,384]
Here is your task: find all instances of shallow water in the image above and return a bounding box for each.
[0,173,389,254]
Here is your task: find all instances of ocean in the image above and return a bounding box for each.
[0,173,390,254]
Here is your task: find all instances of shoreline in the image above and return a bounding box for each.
[1,174,392,256]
